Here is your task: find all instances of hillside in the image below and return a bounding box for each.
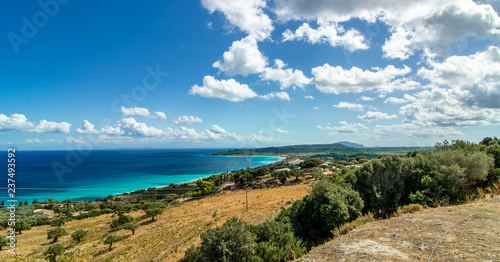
[297,196,500,261]
[0,180,313,261]
[212,142,431,156]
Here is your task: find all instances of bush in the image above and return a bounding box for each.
[396,204,423,216]
[44,243,65,262]
[104,235,124,251]
[71,229,89,242]
[291,180,364,242]
[47,227,67,243]
[180,217,257,262]
[253,220,291,243]
[332,212,375,237]
[255,232,307,262]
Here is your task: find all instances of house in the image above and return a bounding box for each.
[275,168,291,172]
[224,181,236,190]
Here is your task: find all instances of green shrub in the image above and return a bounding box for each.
[71,229,89,242]
[104,235,124,251]
[255,232,307,262]
[291,180,364,242]
[44,243,65,262]
[180,217,256,262]
[47,227,67,243]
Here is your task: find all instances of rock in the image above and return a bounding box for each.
[393,233,401,238]
[285,200,292,205]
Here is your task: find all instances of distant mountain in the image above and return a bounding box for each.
[337,141,365,148]
[212,143,355,155]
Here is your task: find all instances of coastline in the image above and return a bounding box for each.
[14,153,285,204]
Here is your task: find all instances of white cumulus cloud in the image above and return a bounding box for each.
[173,115,203,126]
[312,64,417,94]
[213,36,268,76]
[259,91,291,101]
[282,22,369,52]
[0,114,70,133]
[357,111,398,122]
[189,76,258,102]
[202,0,273,40]
[333,102,365,111]
[260,59,312,89]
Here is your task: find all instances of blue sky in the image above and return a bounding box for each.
[1,0,500,150]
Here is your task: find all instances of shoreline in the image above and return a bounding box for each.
[14,155,286,205]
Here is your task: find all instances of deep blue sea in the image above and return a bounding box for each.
[3,149,282,204]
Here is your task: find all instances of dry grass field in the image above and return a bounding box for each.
[297,196,500,261]
[0,180,313,262]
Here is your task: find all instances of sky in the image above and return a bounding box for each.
[1,0,500,150]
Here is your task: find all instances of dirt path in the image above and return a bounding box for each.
[297,197,500,261]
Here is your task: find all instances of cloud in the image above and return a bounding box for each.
[121,106,150,117]
[277,128,289,133]
[274,0,500,60]
[304,95,314,99]
[259,91,291,101]
[189,75,258,102]
[202,0,273,40]
[213,36,268,76]
[75,120,100,134]
[384,94,417,104]
[333,102,365,111]
[152,112,167,120]
[373,123,465,138]
[173,115,203,125]
[313,106,320,110]
[357,111,397,122]
[398,46,500,126]
[318,121,367,133]
[0,114,70,133]
[358,96,374,101]
[121,107,167,120]
[282,22,368,51]
[312,64,418,94]
[260,59,312,89]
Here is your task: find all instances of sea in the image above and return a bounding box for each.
[3,149,283,204]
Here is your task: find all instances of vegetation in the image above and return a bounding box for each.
[71,229,89,242]
[104,235,124,251]
[123,222,139,235]
[0,235,8,251]
[44,244,65,262]
[47,227,67,243]
[145,208,163,221]
[181,217,257,262]
[332,212,375,237]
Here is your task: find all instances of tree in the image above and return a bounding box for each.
[0,235,8,251]
[110,214,134,229]
[180,217,257,262]
[47,227,67,243]
[51,216,67,227]
[292,180,363,242]
[104,235,124,251]
[123,222,139,235]
[291,166,305,181]
[71,229,89,242]
[195,179,214,196]
[145,208,163,221]
[44,244,65,262]
[14,219,31,234]
[23,200,28,206]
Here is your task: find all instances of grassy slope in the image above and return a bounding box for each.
[0,179,312,262]
[298,197,500,261]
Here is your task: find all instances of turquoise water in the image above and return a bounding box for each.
[3,149,282,203]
